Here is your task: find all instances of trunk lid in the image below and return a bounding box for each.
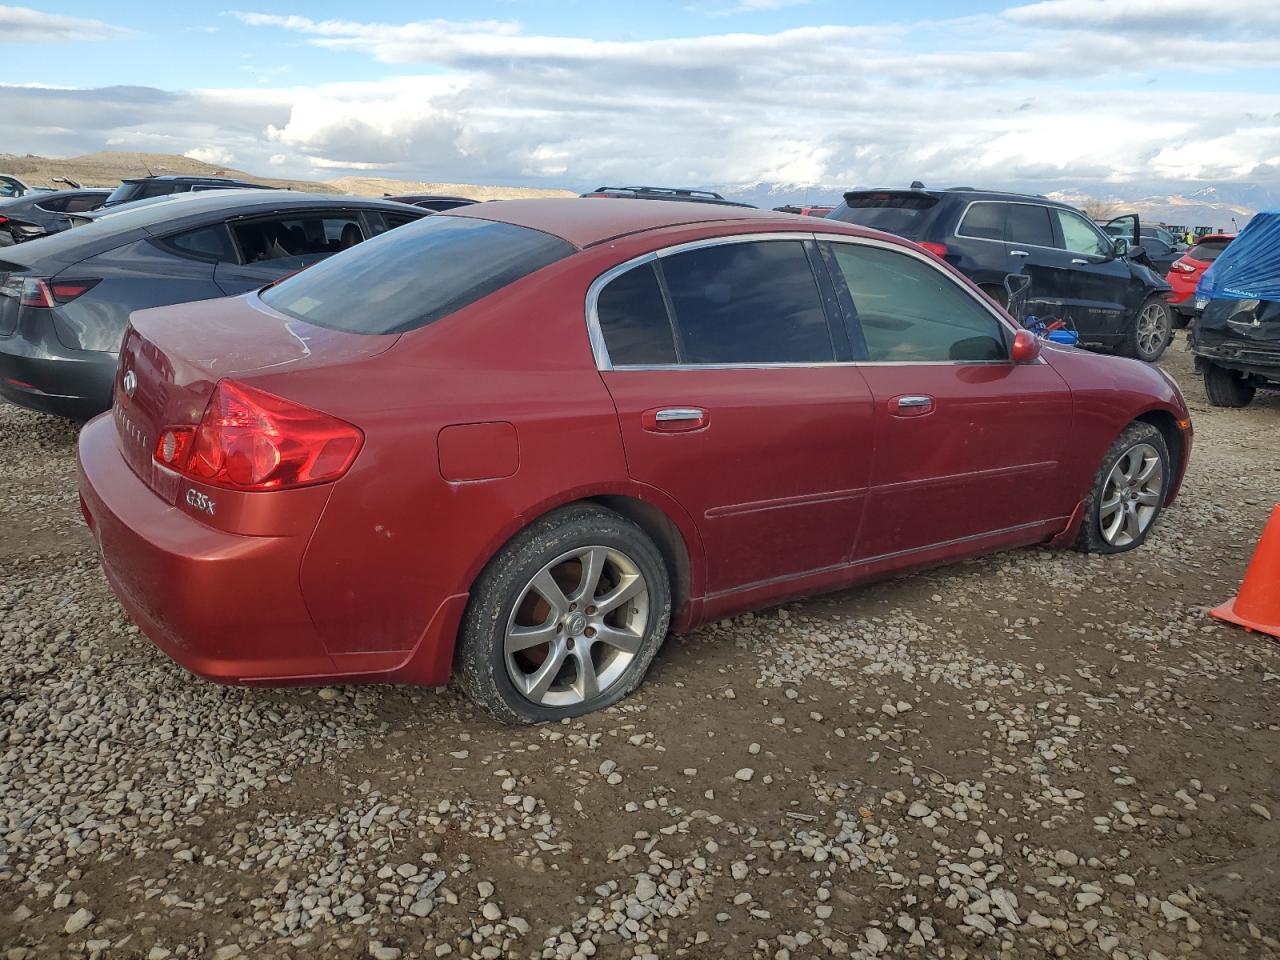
[114,293,400,501]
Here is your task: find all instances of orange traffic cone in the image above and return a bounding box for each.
[1211,504,1280,639]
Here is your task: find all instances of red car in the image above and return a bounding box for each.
[78,200,1193,723]
[1167,233,1234,323]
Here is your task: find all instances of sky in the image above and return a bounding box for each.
[2,1,1279,198]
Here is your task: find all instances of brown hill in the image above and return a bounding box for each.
[0,151,575,200]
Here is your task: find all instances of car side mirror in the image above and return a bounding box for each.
[1011,329,1041,363]
[1111,237,1129,259]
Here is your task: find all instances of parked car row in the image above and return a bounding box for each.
[0,190,426,417]
[43,191,1193,723]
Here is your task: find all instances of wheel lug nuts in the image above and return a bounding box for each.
[585,627,596,637]
[586,605,596,615]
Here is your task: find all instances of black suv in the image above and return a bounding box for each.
[102,175,275,208]
[827,186,1175,362]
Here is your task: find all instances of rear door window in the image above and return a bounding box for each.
[659,240,834,364]
[827,242,1008,363]
[35,195,71,213]
[231,214,365,265]
[957,202,1005,241]
[1006,204,1055,248]
[595,261,677,366]
[260,215,575,334]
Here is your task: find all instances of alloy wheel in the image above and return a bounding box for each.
[1136,302,1169,358]
[504,546,650,707]
[1098,442,1164,547]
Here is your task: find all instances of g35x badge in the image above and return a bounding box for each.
[186,488,216,516]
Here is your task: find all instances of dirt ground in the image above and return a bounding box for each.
[1,332,1278,960]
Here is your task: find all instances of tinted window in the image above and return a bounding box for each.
[659,240,833,364]
[958,202,1004,240]
[828,193,939,238]
[261,215,575,335]
[1054,209,1109,256]
[1189,239,1229,262]
[62,194,105,213]
[161,224,235,261]
[232,215,364,264]
[369,211,421,236]
[596,262,677,366]
[1006,204,1055,247]
[35,195,71,212]
[828,243,1007,363]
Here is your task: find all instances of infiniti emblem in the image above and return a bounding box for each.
[122,369,138,398]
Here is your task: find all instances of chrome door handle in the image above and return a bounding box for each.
[644,406,709,433]
[655,408,705,422]
[1010,250,1030,257]
[897,396,932,408]
[1071,258,1089,264]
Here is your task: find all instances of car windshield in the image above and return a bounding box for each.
[260,215,576,335]
[827,193,938,238]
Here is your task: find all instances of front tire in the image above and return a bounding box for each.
[1075,422,1171,554]
[1120,297,1173,362]
[457,504,672,724]
[1202,363,1255,408]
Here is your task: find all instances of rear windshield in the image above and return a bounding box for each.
[1189,239,1229,262]
[260,215,576,334]
[827,193,939,237]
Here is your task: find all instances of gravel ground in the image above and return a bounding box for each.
[2,333,1278,960]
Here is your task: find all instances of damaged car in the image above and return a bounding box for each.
[1190,209,1280,407]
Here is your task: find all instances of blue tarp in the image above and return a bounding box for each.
[1197,210,1280,302]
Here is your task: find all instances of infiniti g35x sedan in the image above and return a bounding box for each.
[78,200,1193,723]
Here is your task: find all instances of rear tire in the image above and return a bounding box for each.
[1119,297,1173,362]
[1074,422,1170,555]
[456,504,672,724]
[1202,363,1255,407]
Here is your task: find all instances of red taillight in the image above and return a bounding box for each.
[17,277,100,308]
[917,241,949,258]
[0,216,8,225]
[1170,260,1197,273]
[159,380,363,491]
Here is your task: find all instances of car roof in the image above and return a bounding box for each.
[443,197,865,249]
[843,186,1071,209]
[387,194,474,203]
[120,175,260,184]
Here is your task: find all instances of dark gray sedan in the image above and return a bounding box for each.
[0,190,425,419]
[0,190,110,245]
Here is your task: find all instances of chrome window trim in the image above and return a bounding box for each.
[586,231,1040,371]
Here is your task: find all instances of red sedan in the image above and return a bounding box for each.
[78,200,1192,723]
[1167,233,1234,323]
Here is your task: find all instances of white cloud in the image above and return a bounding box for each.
[184,146,236,165]
[3,7,1279,199]
[0,4,127,43]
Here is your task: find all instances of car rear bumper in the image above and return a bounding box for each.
[78,413,465,687]
[79,413,343,683]
[0,330,116,420]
